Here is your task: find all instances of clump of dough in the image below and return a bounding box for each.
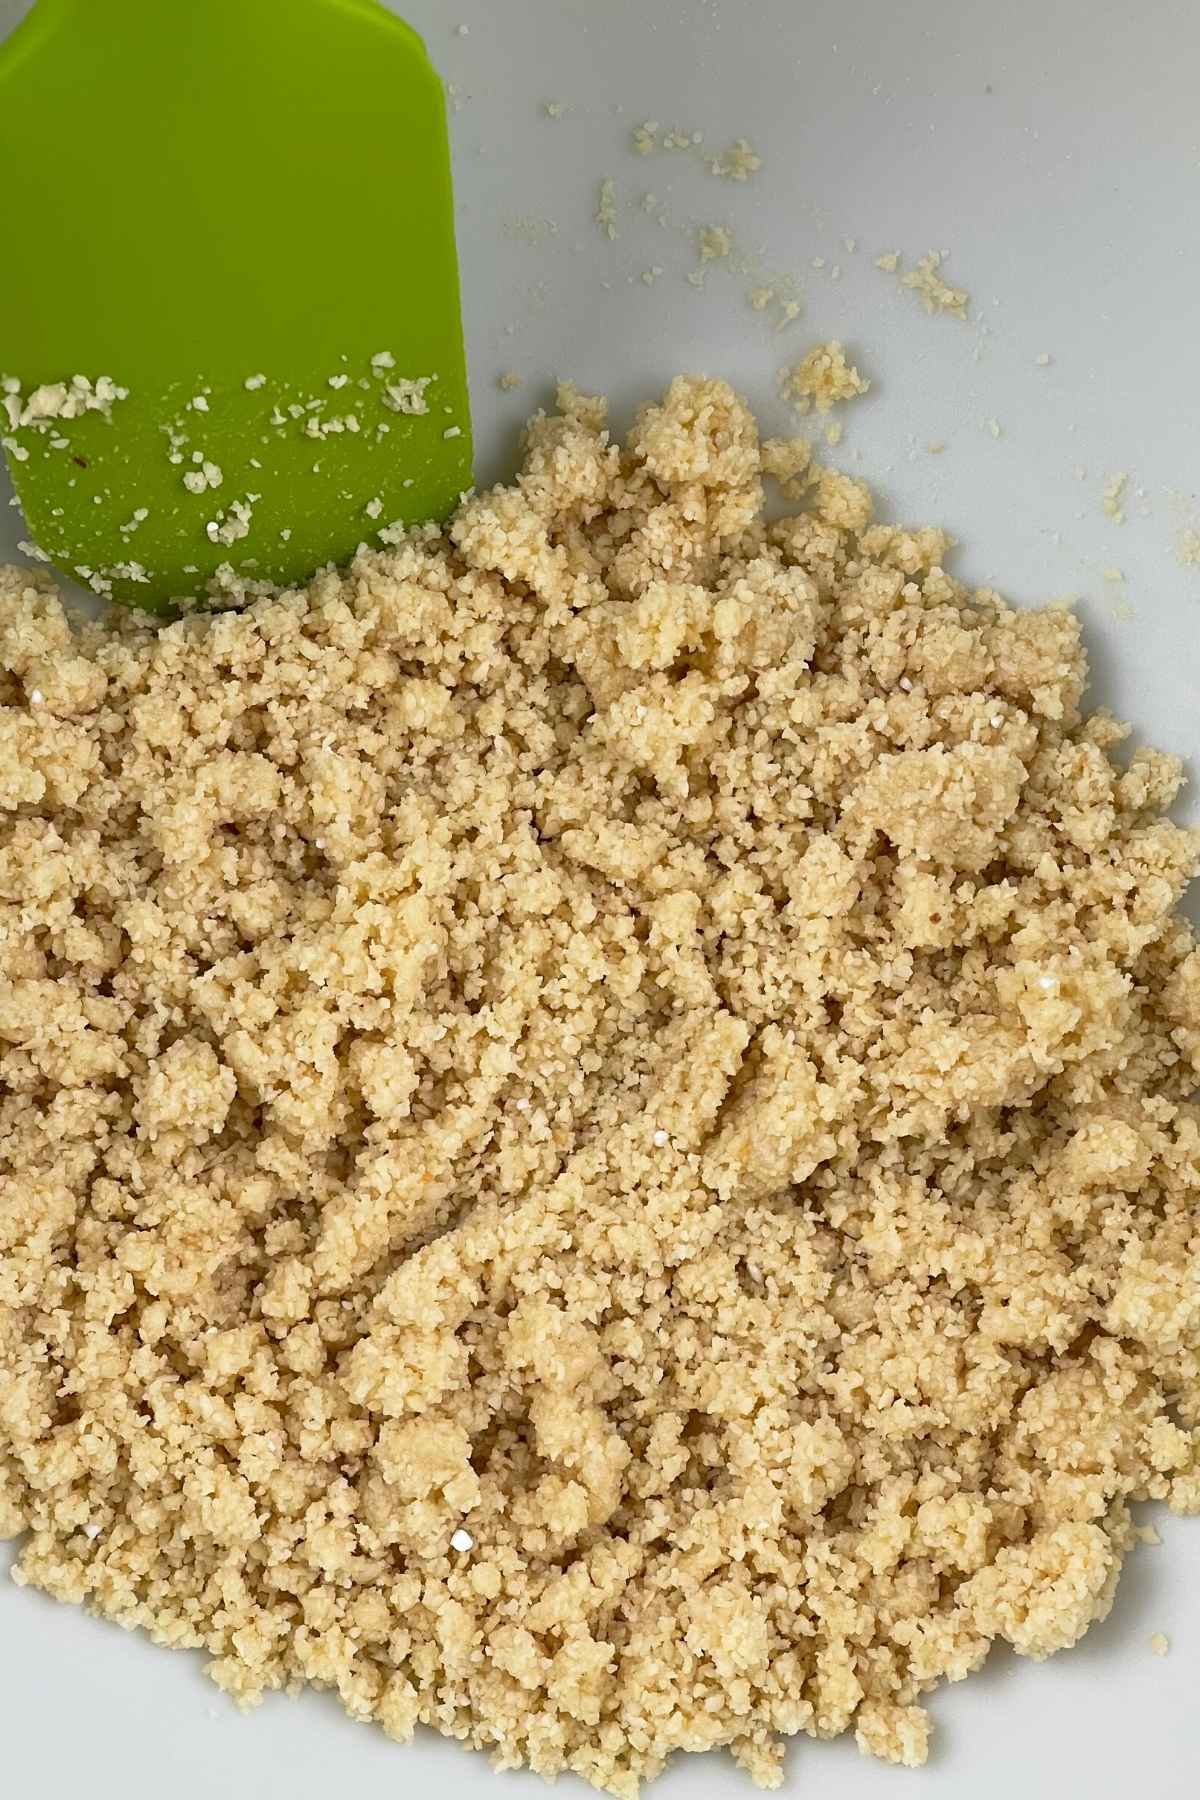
[874,250,969,319]
[780,340,870,414]
[2,377,1199,1797]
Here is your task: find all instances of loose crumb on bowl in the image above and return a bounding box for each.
[707,138,763,181]
[876,249,969,318]
[596,178,619,239]
[697,224,734,262]
[1103,472,1129,523]
[781,340,870,414]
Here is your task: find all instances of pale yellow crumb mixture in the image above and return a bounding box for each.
[780,341,870,415]
[2,378,1200,1796]
[876,251,969,320]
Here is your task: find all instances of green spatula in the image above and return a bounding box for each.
[0,0,471,612]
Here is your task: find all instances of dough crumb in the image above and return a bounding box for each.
[595,178,619,239]
[887,249,969,318]
[2,376,1200,1796]
[1103,471,1129,523]
[1149,1634,1171,1657]
[707,138,763,180]
[781,340,870,414]
[2,373,128,433]
[697,224,734,262]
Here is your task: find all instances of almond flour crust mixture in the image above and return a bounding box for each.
[2,378,1200,1792]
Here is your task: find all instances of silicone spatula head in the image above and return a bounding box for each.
[0,0,471,611]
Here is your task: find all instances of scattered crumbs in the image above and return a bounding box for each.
[596,178,619,240]
[2,373,128,432]
[1149,1634,1170,1658]
[875,251,900,272]
[663,126,703,151]
[1102,566,1124,582]
[183,460,224,496]
[843,236,858,254]
[205,497,256,548]
[328,373,351,391]
[632,120,659,155]
[686,270,706,289]
[455,21,469,35]
[707,137,763,180]
[190,394,210,414]
[985,418,1003,439]
[371,351,397,374]
[900,250,970,319]
[1177,528,1200,567]
[927,441,946,455]
[17,540,51,563]
[825,421,844,448]
[781,340,870,415]
[639,191,660,215]
[444,425,463,440]
[244,374,267,391]
[811,256,826,270]
[1103,471,1128,523]
[748,286,776,311]
[365,498,384,521]
[1035,353,1053,367]
[305,412,362,441]
[497,372,523,392]
[775,300,802,331]
[106,560,150,587]
[641,266,665,286]
[697,225,734,262]
[383,376,433,417]
[543,101,566,119]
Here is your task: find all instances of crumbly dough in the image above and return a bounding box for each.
[900,251,969,319]
[2,377,1200,1794]
[780,341,870,415]
[875,251,968,320]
